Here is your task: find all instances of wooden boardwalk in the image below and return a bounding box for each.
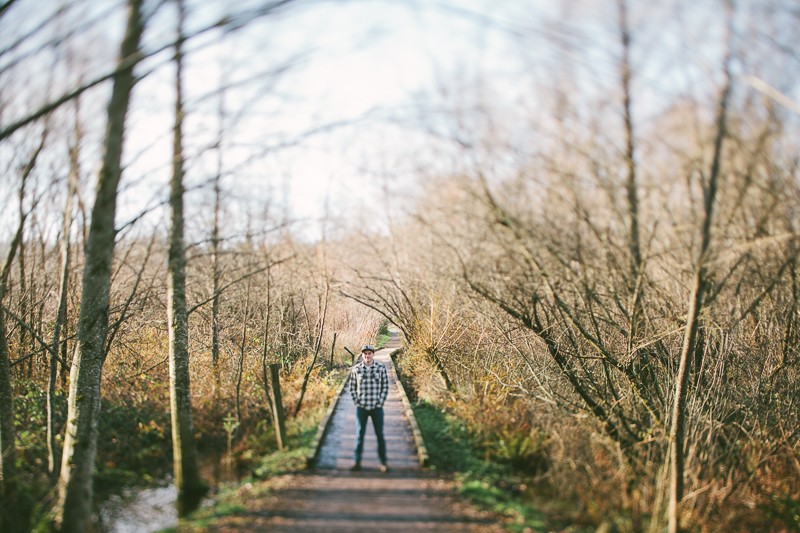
[194,335,505,531]
[315,341,420,471]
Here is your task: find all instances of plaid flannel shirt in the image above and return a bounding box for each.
[350,361,389,410]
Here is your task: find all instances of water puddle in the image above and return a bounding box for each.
[98,484,179,533]
[98,454,231,532]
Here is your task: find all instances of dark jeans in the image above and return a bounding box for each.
[354,406,387,464]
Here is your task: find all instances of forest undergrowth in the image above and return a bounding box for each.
[393,346,799,533]
[11,336,355,531]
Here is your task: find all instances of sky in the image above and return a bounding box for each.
[117,0,529,241]
[1,0,537,242]
[3,0,797,244]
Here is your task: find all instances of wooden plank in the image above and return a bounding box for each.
[306,372,350,467]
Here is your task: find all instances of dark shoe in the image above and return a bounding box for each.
[350,463,362,471]
[379,464,389,473]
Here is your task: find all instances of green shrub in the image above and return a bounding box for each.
[375,321,391,348]
[412,400,564,532]
[494,427,549,475]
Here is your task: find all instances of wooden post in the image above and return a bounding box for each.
[329,332,337,367]
[344,346,356,366]
[269,363,287,449]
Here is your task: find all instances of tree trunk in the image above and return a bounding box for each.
[59,334,69,388]
[211,107,223,395]
[668,267,708,533]
[53,1,144,530]
[667,46,732,533]
[260,263,275,422]
[618,0,644,355]
[427,346,455,393]
[0,311,17,532]
[0,205,27,533]
[48,134,78,477]
[235,278,251,425]
[168,0,205,517]
[30,233,44,374]
[295,280,329,415]
[17,180,29,377]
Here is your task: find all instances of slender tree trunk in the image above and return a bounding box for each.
[48,134,78,477]
[235,278,251,424]
[211,243,221,394]
[0,310,16,531]
[17,181,29,377]
[54,1,144,530]
[59,335,69,388]
[211,94,223,395]
[0,203,27,533]
[260,263,275,421]
[667,42,732,533]
[30,232,44,373]
[168,0,205,517]
[295,281,329,415]
[427,345,455,392]
[618,0,644,352]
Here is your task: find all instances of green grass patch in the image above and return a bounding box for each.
[158,499,247,532]
[413,400,587,533]
[375,321,391,348]
[176,403,325,530]
[252,419,317,478]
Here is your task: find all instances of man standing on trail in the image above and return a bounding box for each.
[350,344,389,472]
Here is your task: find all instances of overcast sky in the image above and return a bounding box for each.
[3,0,797,243]
[0,0,526,241]
[165,0,532,238]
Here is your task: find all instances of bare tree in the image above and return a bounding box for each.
[48,112,80,476]
[0,121,47,532]
[53,1,144,529]
[16,177,28,376]
[167,0,205,517]
[295,270,330,414]
[667,20,733,533]
[339,228,456,392]
[211,103,224,396]
[259,254,276,420]
[617,0,645,365]
[0,176,31,533]
[235,274,252,424]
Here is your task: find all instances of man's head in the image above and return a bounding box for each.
[361,345,375,365]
